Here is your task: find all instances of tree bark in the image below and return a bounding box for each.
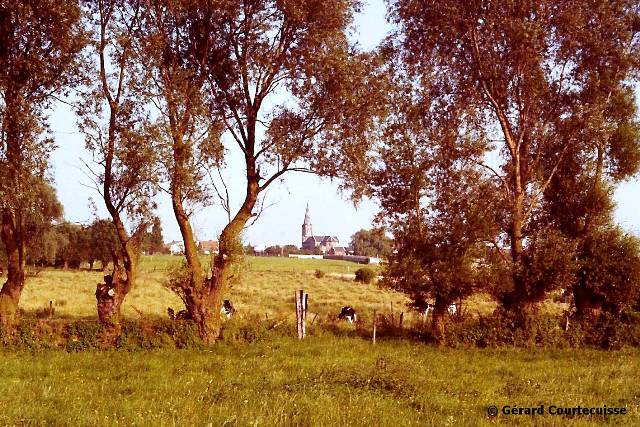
[0,210,25,326]
[431,297,447,345]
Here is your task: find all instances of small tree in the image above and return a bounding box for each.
[354,267,375,284]
[575,227,640,316]
[370,52,495,343]
[80,0,158,336]
[0,0,84,325]
[87,219,120,271]
[350,229,393,258]
[141,217,165,255]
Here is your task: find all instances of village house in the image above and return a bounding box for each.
[198,240,219,255]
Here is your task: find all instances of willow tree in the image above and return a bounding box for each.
[371,54,497,342]
[0,0,84,325]
[543,90,640,315]
[389,0,640,321]
[141,0,382,341]
[79,0,158,336]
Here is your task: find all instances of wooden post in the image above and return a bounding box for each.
[295,290,308,340]
[295,291,302,339]
[49,300,53,318]
[390,302,394,326]
[302,292,308,339]
[372,310,377,345]
[399,312,404,329]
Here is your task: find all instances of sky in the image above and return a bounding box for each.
[47,0,640,248]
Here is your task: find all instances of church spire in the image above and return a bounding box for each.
[304,202,311,225]
[302,203,312,245]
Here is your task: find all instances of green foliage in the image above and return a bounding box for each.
[492,229,578,309]
[439,312,640,350]
[355,267,376,284]
[576,227,640,314]
[141,217,166,255]
[86,219,120,269]
[349,228,393,258]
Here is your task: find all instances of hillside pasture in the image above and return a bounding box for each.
[17,255,406,322]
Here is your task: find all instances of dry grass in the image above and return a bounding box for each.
[18,256,405,322]
[17,255,566,322]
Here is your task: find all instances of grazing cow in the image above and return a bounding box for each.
[447,303,459,316]
[338,306,357,323]
[221,300,235,319]
[416,302,459,317]
[167,307,191,320]
[422,303,435,317]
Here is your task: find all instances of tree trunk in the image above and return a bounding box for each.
[431,297,447,345]
[0,210,25,327]
[572,285,603,318]
[95,270,125,343]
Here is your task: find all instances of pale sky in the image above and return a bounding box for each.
[47,0,640,247]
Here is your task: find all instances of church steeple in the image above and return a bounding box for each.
[302,203,313,245]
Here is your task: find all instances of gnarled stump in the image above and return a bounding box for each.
[95,274,125,344]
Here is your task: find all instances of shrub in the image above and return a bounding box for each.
[314,269,325,279]
[355,267,376,284]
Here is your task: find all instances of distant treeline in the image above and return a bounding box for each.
[0,217,166,270]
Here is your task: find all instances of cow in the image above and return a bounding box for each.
[448,303,459,316]
[167,307,191,320]
[221,300,235,319]
[420,303,435,317]
[415,302,458,317]
[337,306,357,323]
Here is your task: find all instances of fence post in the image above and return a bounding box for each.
[295,290,308,340]
[399,311,404,329]
[49,300,53,318]
[390,302,394,326]
[372,309,377,345]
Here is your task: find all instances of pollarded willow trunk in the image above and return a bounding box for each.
[185,181,259,343]
[94,242,137,342]
[0,211,25,327]
[431,297,448,345]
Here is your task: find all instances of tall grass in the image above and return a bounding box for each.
[0,337,638,425]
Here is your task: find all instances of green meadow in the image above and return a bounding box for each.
[2,255,637,426]
[1,339,638,426]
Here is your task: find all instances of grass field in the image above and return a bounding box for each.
[19,254,559,322]
[0,338,638,426]
[18,255,407,322]
[4,255,634,426]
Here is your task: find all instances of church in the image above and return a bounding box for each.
[300,204,346,255]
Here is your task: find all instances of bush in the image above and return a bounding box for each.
[355,267,376,284]
[314,269,325,279]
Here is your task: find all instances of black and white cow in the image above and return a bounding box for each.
[168,299,236,321]
[167,307,191,320]
[221,299,235,319]
[416,302,459,317]
[447,303,459,316]
[338,306,357,323]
